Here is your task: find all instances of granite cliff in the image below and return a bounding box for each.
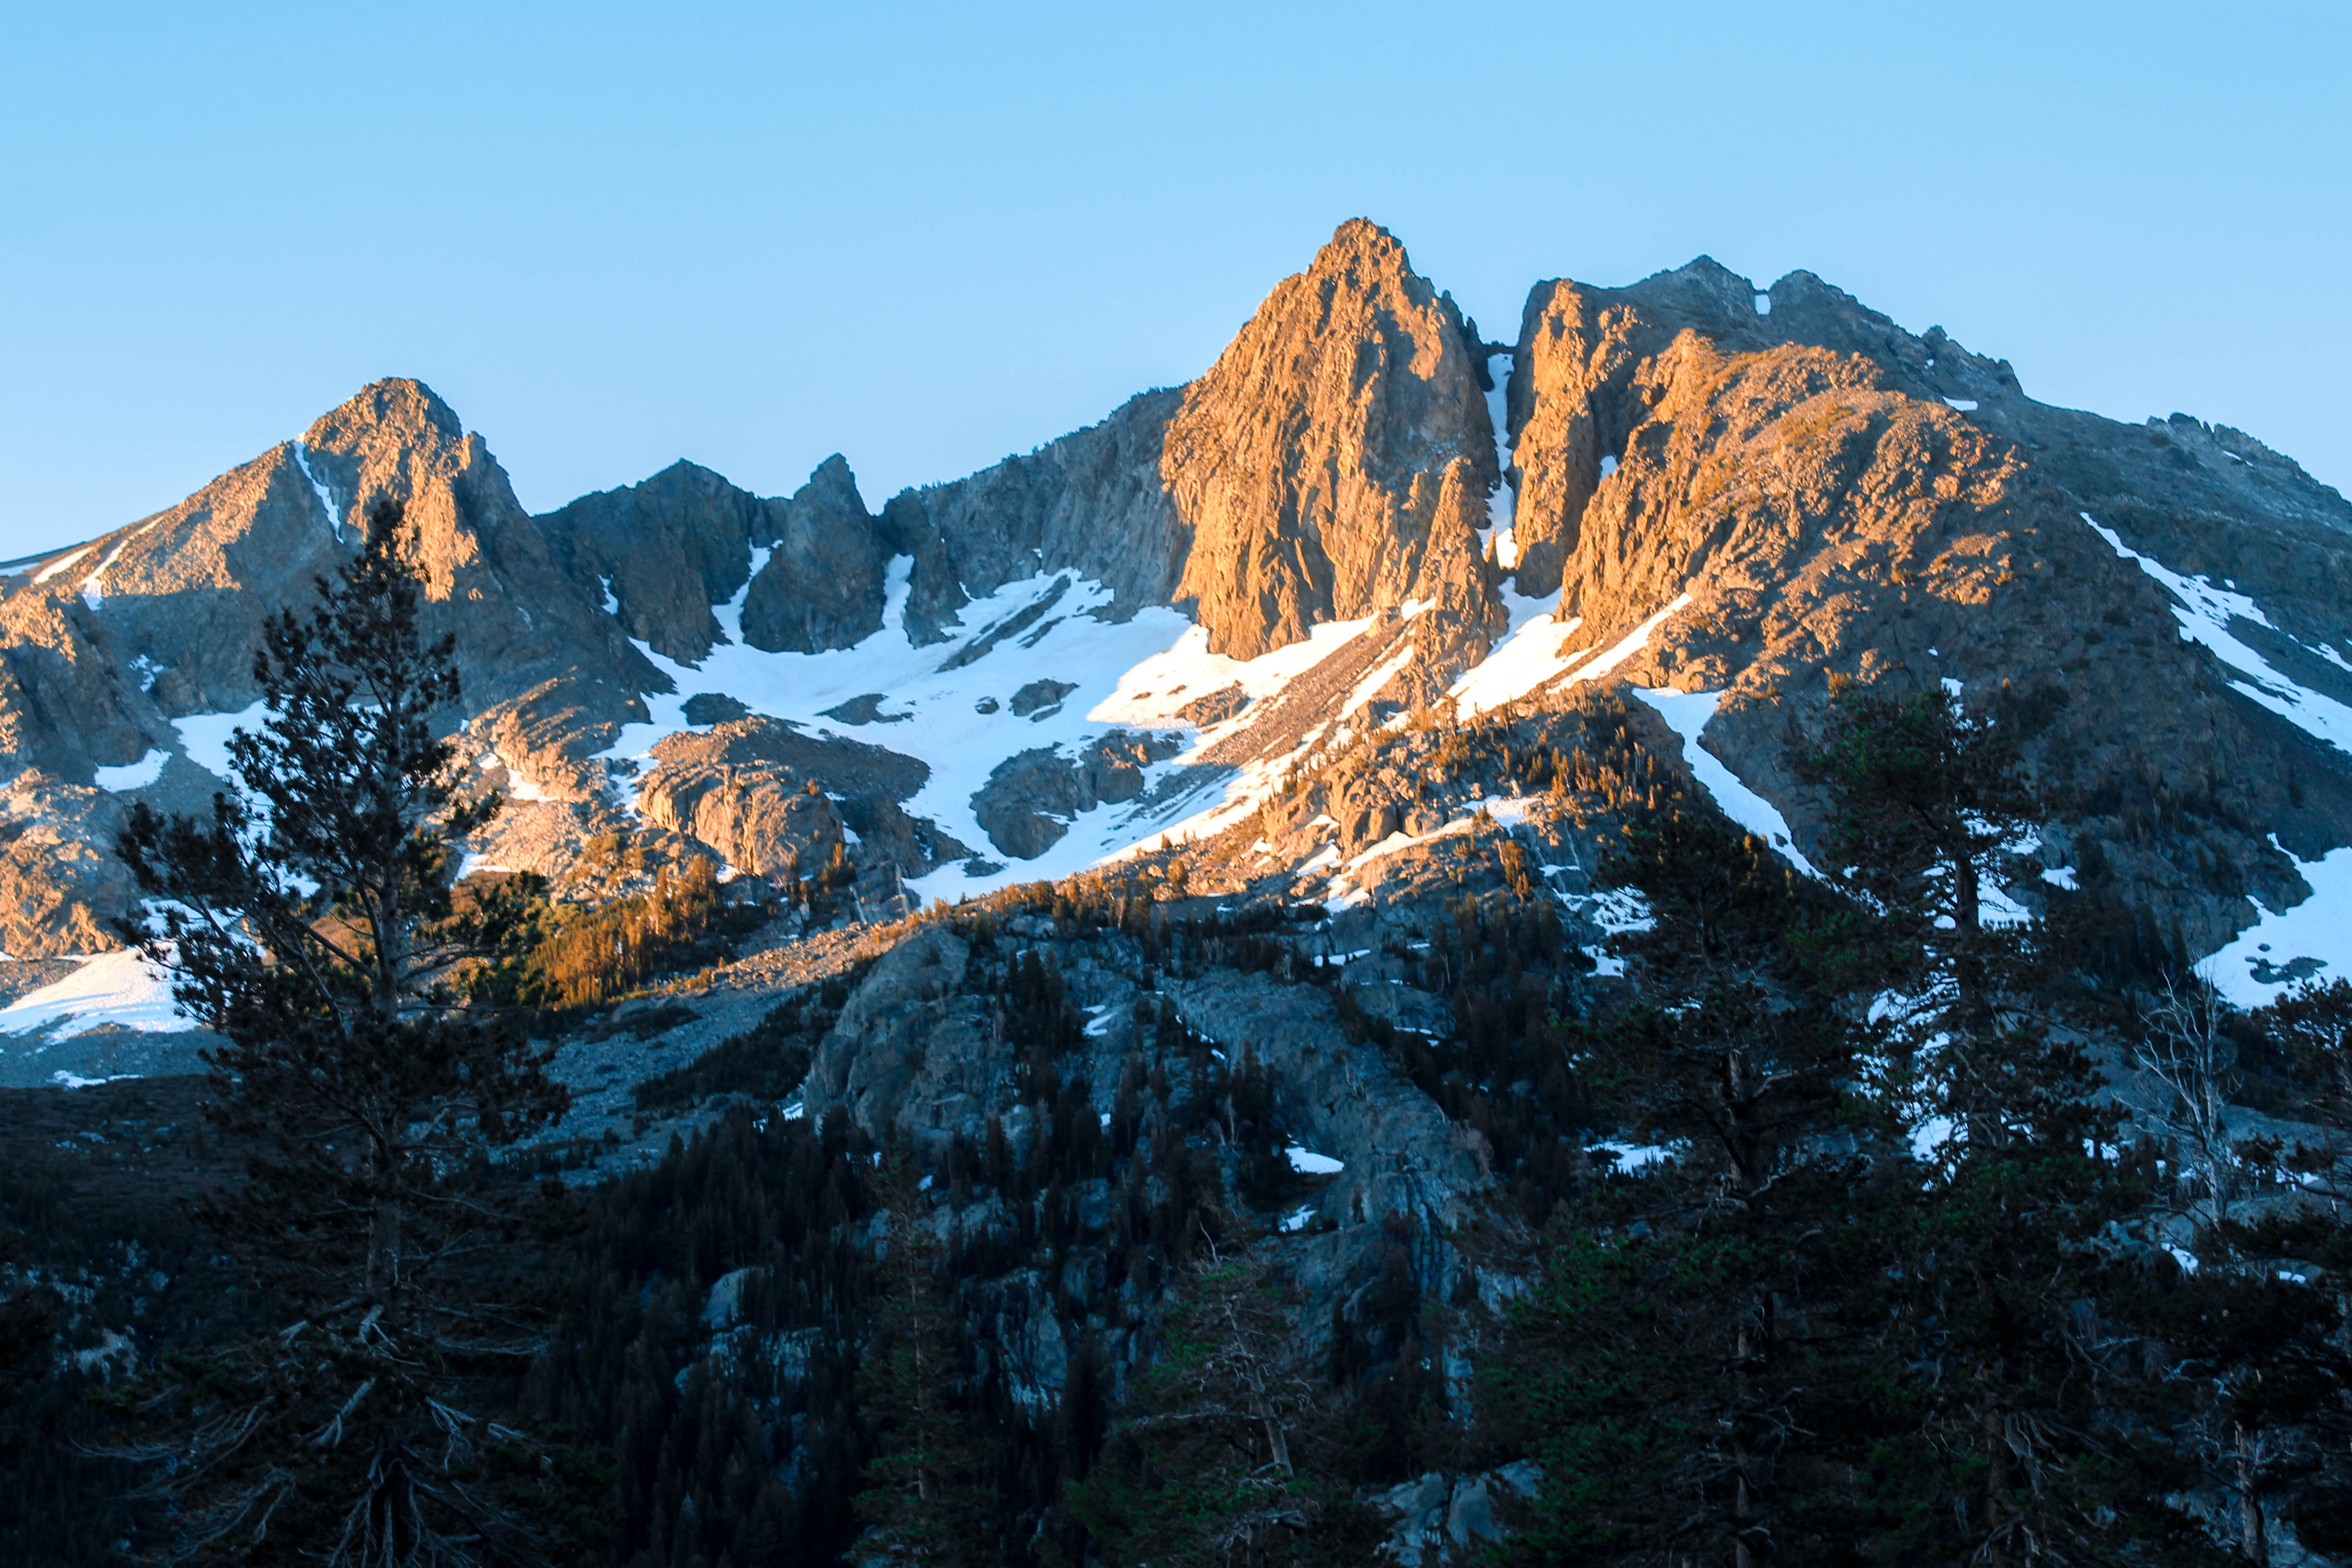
[9,219,2352,1568]
[0,222,2343,996]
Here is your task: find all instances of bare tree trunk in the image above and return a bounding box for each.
[366,1199,401,1314]
[2136,978,2239,1234]
[1246,1369,1293,1477]
[2236,1423,2268,1565]
[1732,1308,1775,1568]
[1981,1405,2010,1568]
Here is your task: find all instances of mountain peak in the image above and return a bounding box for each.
[1166,221,1501,663]
[1315,216,1410,266]
[301,377,464,458]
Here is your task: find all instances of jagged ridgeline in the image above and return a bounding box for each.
[5,220,2352,1565]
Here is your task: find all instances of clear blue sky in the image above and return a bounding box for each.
[3,1,2345,556]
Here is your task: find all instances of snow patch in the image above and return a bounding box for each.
[486,750,550,802]
[291,442,342,541]
[93,749,168,793]
[2082,512,2352,756]
[1599,455,1618,478]
[0,948,196,1038]
[1481,351,1518,569]
[172,700,272,784]
[33,547,93,586]
[1283,1145,1344,1175]
[1590,1140,1676,1173]
[1943,398,1978,412]
[1335,796,1541,877]
[1340,636,1420,724]
[1629,688,1819,877]
[1450,594,1691,720]
[2207,838,2352,1007]
[1911,1114,1959,1164]
[1586,886,1654,936]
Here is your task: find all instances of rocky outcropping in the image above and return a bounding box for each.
[1503,265,2352,955]
[296,380,654,711]
[536,459,779,664]
[638,725,847,883]
[969,730,1181,859]
[0,774,135,957]
[881,390,1187,647]
[801,924,996,1147]
[634,715,967,882]
[1165,220,1505,665]
[741,457,895,654]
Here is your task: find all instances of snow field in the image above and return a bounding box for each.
[1631,687,1820,878]
[2207,838,2352,1008]
[2081,512,2352,756]
[590,560,1394,903]
[1448,592,1692,720]
[0,948,195,1038]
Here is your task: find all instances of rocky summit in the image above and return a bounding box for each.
[7,220,2352,1564]
[0,219,2341,994]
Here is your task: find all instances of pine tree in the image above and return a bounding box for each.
[1066,1249,1373,1568]
[0,1228,53,1442]
[1483,798,1862,1567]
[1798,683,2072,1158]
[853,1164,998,1566]
[1801,683,2229,1565]
[2261,976,2352,1123]
[107,500,575,1566]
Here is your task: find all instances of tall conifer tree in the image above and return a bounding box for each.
[110,499,572,1566]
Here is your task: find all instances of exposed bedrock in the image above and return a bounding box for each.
[741,456,896,654]
[1166,219,1505,666]
[799,926,1486,1242]
[536,459,780,663]
[969,730,1182,860]
[0,774,136,958]
[636,716,965,881]
[1502,265,2352,957]
[881,390,1188,649]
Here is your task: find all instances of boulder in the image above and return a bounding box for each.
[1009,678,1076,718]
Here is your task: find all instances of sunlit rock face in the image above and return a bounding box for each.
[1167,218,1504,668]
[0,220,2346,995]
